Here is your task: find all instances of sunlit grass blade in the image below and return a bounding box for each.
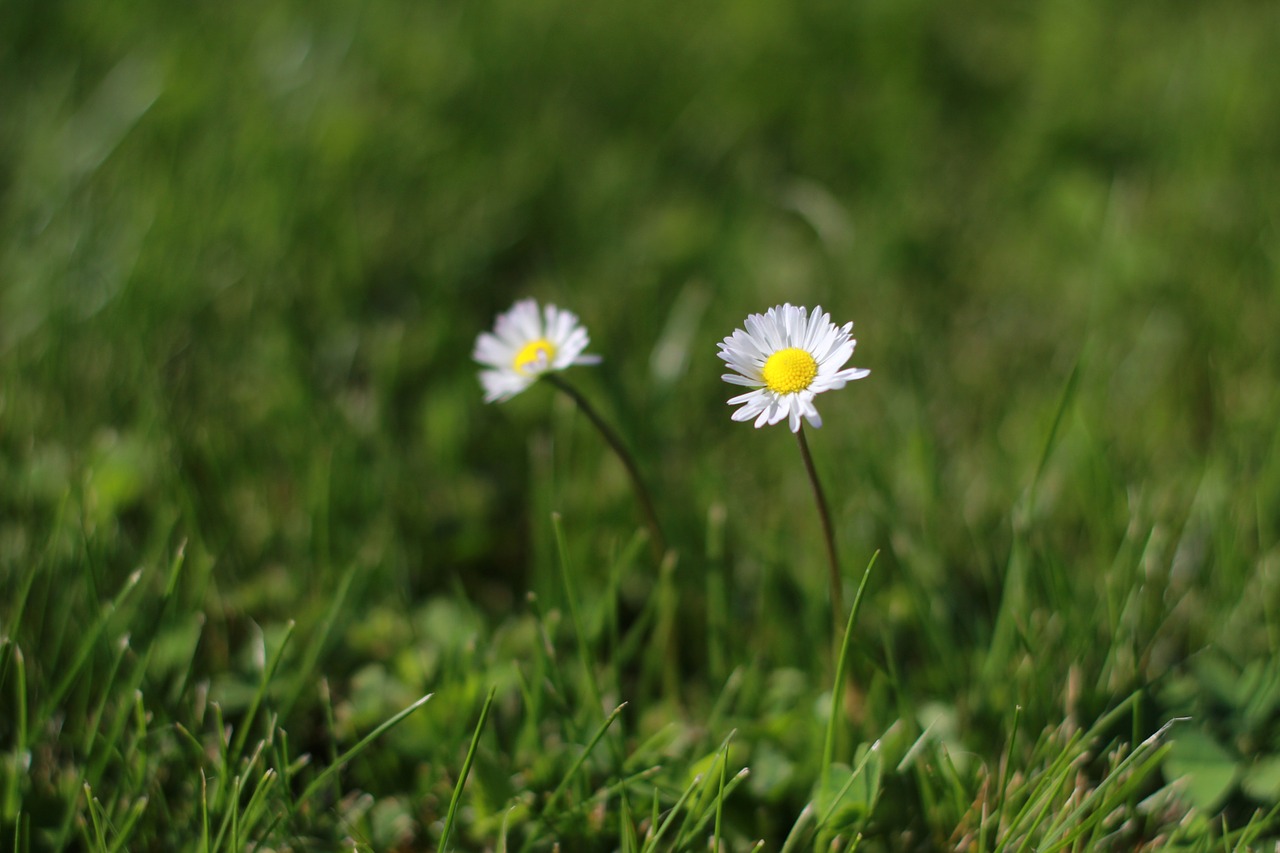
[553,765,662,823]
[620,792,639,853]
[988,359,1080,676]
[638,764,706,853]
[550,512,607,721]
[105,794,148,853]
[1038,718,1179,851]
[681,766,750,849]
[161,537,187,599]
[704,667,745,739]
[603,527,650,689]
[82,784,108,852]
[199,769,209,853]
[816,740,883,835]
[823,551,878,773]
[297,692,433,809]
[543,701,628,817]
[649,549,681,701]
[41,568,142,719]
[227,620,295,768]
[2,646,26,823]
[999,731,1086,851]
[779,803,816,853]
[236,768,279,843]
[80,634,131,756]
[672,731,736,849]
[12,810,27,853]
[522,591,582,746]
[714,747,730,853]
[211,739,266,852]
[990,703,1022,847]
[440,686,497,851]
[55,683,144,847]
[280,560,359,720]
[0,568,39,699]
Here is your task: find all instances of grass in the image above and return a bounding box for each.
[2,0,1280,848]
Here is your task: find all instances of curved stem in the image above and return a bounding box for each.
[543,373,667,562]
[795,426,844,641]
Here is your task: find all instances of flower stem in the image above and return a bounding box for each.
[543,373,667,562]
[795,425,844,641]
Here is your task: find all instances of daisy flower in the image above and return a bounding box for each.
[473,298,601,403]
[718,303,869,432]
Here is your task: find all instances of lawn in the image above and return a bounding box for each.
[2,0,1280,849]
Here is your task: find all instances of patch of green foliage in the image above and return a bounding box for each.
[2,0,1279,848]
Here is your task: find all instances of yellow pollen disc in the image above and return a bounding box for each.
[513,338,557,375]
[762,347,818,394]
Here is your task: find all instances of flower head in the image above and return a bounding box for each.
[718,303,869,432]
[474,299,601,402]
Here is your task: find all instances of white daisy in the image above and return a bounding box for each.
[474,298,601,402]
[718,303,869,432]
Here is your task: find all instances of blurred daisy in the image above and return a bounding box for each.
[474,299,601,402]
[718,303,869,432]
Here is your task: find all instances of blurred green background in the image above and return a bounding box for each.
[3,0,1280,845]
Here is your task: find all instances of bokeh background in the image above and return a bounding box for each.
[3,0,1280,846]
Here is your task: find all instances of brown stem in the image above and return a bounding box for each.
[796,425,844,642]
[543,372,667,563]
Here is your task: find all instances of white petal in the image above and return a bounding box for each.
[541,303,567,342]
[728,389,767,405]
[803,305,826,351]
[473,332,514,367]
[801,396,823,428]
[505,299,544,344]
[744,314,774,354]
[816,367,870,390]
[554,327,590,367]
[732,393,771,421]
[479,369,533,403]
[817,341,855,373]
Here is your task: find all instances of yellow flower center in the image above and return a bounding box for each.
[762,347,818,394]
[513,338,557,375]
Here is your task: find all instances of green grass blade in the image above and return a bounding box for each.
[2,647,27,823]
[42,568,142,718]
[673,731,737,849]
[639,764,705,853]
[227,620,295,767]
[297,692,433,809]
[550,512,607,722]
[991,703,1022,846]
[82,785,107,852]
[440,686,497,851]
[824,551,878,773]
[544,701,628,817]
[779,803,816,853]
[105,795,148,853]
[236,768,279,841]
[280,560,359,720]
[713,732,730,852]
[681,766,750,848]
[200,769,209,853]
